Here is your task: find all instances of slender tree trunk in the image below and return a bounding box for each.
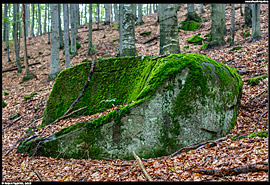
[97,4,100,29]
[119,4,123,55]
[120,4,136,56]
[58,4,64,49]
[17,5,22,39]
[222,4,227,35]
[13,4,22,73]
[245,4,252,27]
[136,4,144,25]
[105,4,110,25]
[21,4,30,75]
[25,4,30,37]
[44,4,47,34]
[88,4,92,55]
[75,4,78,37]
[31,4,35,37]
[240,4,243,16]
[114,4,119,24]
[159,4,180,55]
[209,4,225,48]
[200,4,205,14]
[85,4,87,24]
[4,4,8,50]
[230,4,235,46]
[48,4,60,81]
[77,4,80,26]
[63,4,70,68]
[48,4,51,44]
[38,4,42,35]
[70,4,77,56]
[251,4,261,42]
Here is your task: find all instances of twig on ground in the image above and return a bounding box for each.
[132,151,153,181]
[34,170,44,181]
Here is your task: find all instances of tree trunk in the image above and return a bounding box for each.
[208,4,225,48]
[230,4,235,46]
[97,4,100,30]
[63,4,70,69]
[200,4,205,14]
[13,4,22,73]
[58,4,64,49]
[136,4,144,25]
[159,4,180,55]
[44,4,47,34]
[48,4,51,44]
[70,4,77,56]
[244,4,252,27]
[85,4,87,24]
[4,4,8,50]
[251,4,261,42]
[4,4,11,62]
[25,4,30,37]
[21,4,30,75]
[88,4,93,55]
[186,4,201,22]
[240,4,243,16]
[120,4,136,57]
[105,4,110,25]
[114,4,119,25]
[48,4,60,81]
[222,4,227,35]
[149,4,152,14]
[38,4,42,35]
[119,4,123,55]
[31,4,35,37]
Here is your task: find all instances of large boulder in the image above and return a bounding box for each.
[17,54,242,159]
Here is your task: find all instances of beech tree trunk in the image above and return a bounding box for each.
[245,4,252,27]
[21,4,30,74]
[44,4,47,34]
[70,4,77,56]
[159,4,180,55]
[251,4,261,42]
[119,4,123,55]
[97,4,100,30]
[31,4,35,37]
[48,4,51,44]
[25,4,30,37]
[88,4,93,55]
[136,4,144,25]
[209,4,225,48]
[63,4,70,69]
[48,4,60,81]
[13,4,22,73]
[4,4,11,62]
[105,4,110,25]
[230,4,235,46]
[120,4,136,57]
[58,4,64,49]
[38,4,42,35]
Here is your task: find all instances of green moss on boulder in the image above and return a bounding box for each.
[187,35,203,45]
[201,43,208,50]
[20,54,242,160]
[179,20,200,31]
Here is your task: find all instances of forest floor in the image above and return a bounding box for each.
[2,4,268,181]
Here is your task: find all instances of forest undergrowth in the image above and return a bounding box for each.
[2,4,268,181]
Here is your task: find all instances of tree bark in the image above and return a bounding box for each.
[44,4,47,34]
[63,4,70,69]
[251,4,261,42]
[208,4,225,48]
[47,4,51,44]
[70,4,77,56]
[21,4,30,75]
[58,4,64,49]
[31,4,35,37]
[48,4,60,81]
[88,4,92,55]
[159,4,180,55]
[119,4,123,55]
[38,4,42,35]
[245,4,252,27]
[120,4,136,57]
[4,4,11,62]
[222,4,227,35]
[97,4,100,30]
[136,4,144,25]
[230,4,235,46]
[114,4,119,25]
[186,4,201,22]
[25,4,30,37]
[104,4,110,25]
[13,4,22,73]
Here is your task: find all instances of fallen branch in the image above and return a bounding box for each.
[34,170,44,181]
[132,151,153,181]
[2,116,22,132]
[193,162,268,176]
[2,61,41,73]
[170,137,227,158]
[257,110,268,125]
[142,35,160,44]
[62,50,97,117]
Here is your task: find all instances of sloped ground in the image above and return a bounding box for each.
[2,4,268,181]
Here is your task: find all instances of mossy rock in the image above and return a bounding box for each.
[187,35,203,45]
[24,92,37,101]
[2,99,7,108]
[22,74,36,82]
[201,43,208,50]
[140,31,152,37]
[247,74,268,86]
[19,54,242,160]
[229,46,243,52]
[179,20,200,31]
[204,33,211,41]
[243,30,251,38]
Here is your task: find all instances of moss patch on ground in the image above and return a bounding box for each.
[179,20,200,31]
[247,74,268,86]
[2,99,7,108]
[187,34,203,45]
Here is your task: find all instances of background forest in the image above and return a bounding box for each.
[2,3,269,181]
